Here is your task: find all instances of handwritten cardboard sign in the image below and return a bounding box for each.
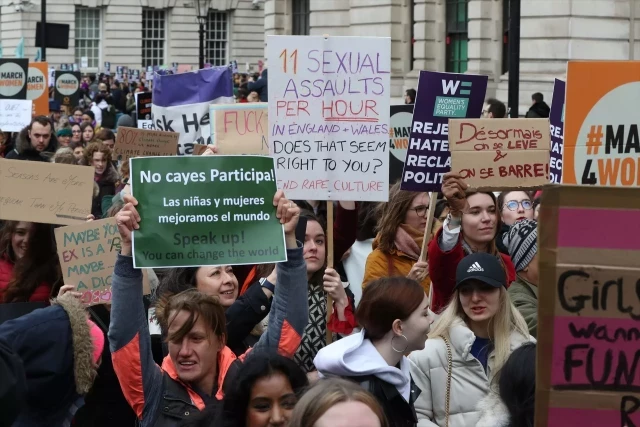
[210,103,269,155]
[0,159,94,225]
[536,185,640,427]
[0,99,32,132]
[448,118,550,189]
[267,35,391,201]
[55,218,150,305]
[113,127,179,162]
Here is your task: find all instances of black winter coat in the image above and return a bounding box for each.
[225,281,272,356]
[354,375,420,427]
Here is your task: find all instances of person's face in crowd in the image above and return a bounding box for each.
[534,203,540,220]
[102,139,115,150]
[73,146,85,160]
[52,111,61,121]
[404,92,412,104]
[458,280,501,328]
[195,265,238,308]
[398,293,433,353]
[91,151,107,175]
[98,83,108,94]
[246,372,297,427]
[500,191,534,226]
[58,134,71,147]
[11,222,33,260]
[304,220,326,276]
[167,310,222,392]
[71,125,82,143]
[521,253,539,286]
[314,401,381,427]
[81,114,93,125]
[404,192,429,231]
[73,110,83,123]
[462,194,497,248]
[82,126,94,143]
[482,103,493,118]
[28,122,52,152]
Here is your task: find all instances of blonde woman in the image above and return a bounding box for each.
[408,253,533,427]
[363,182,431,294]
[289,378,389,427]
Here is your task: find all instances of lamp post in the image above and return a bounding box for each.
[194,0,208,69]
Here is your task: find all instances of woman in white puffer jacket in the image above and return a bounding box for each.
[408,253,534,427]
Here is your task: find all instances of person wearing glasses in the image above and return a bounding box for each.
[71,123,83,144]
[495,191,535,255]
[70,107,85,125]
[363,182,432,294]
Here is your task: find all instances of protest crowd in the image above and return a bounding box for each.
[0,34,634,427]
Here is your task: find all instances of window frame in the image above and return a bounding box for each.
[142,8,167,68]
[205,10,230,67]
[75,7,102,69]
[445,0,469,74]
[292,0,310,36]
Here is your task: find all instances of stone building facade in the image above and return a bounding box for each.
[1,0,638,113]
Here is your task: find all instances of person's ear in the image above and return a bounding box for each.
[391,319,403,336]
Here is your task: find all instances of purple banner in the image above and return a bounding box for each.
[400,71,488,192]
[549,79,565,184]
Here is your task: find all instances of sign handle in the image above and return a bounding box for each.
[325,201,334,345]
[419,192,438,262]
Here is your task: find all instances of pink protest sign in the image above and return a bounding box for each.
[537,185,640,427]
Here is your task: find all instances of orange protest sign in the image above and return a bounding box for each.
[563,61,640,187]
[448,118,550,190]
[27,62,49,116]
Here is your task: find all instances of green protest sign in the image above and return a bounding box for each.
[130,155,286,268]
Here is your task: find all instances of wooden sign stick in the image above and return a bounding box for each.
[325,201,335,345]
[419,192,439,262]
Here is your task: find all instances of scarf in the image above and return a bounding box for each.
[393,224,423,260]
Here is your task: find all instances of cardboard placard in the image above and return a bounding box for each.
[27,62,49,116]
[401,71,488,191]
[563,61,640,187]
[267,35,391,201]
[0,99,32,132]
[0,59,29,100]
[549,79,565,184]
[113,127,179,162]
[192,143,209,155]
[55,218,151,305]
[536,185,640,427]
[210,103,269,155]
[0,159,94,225]
[448,118,551,190]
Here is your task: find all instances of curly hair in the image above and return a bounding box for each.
[83,141,112,165]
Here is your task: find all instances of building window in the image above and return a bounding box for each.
[445,0,468,73]
[75,7,101,68]
[142,9,166,68]
[205,10,228,67]
[292,0,310,36]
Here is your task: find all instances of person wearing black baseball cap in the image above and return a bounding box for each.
[409,252,532,427]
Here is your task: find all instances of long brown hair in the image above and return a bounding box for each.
[375,182,422,253]
[1,221,62,302]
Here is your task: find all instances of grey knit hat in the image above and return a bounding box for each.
[503,219,538,272]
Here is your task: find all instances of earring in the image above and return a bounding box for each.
[391,334,409,353]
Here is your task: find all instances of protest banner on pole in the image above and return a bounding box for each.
[563,61,640,187]
[27,62,49,116]
[267,35,391,202]
[0,59,29,100]
[448,118,551,190]
[113,127,179,162]
[0,159,94,225]
[54,70,81,108]
[55,218,151,306]
[130,155,286,268]
[549,79,565,184]
[400,71,488,192]
[210,103,269,155]
[0,99,32,132]
[151,67,234,155]
[536,185,640,427]
[136,91,152,121]
[389,104,413,184]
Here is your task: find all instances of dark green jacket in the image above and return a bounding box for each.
[508,276,538,337]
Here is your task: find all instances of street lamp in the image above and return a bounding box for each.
[194,0,209,69]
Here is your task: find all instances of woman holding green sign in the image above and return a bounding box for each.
[108,190,309,427]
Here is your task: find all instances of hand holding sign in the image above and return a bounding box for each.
[273,190,299,245]
[441,172,470,214]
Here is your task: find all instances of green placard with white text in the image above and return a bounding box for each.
[130,156,287,268]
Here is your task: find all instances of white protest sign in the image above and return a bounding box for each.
[267,36,391,201]
[0,99,32,132]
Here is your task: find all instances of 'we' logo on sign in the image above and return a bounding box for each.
[441,80,472,96]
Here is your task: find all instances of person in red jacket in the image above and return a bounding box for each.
[428,173,516,313]
[0,221,60,303]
